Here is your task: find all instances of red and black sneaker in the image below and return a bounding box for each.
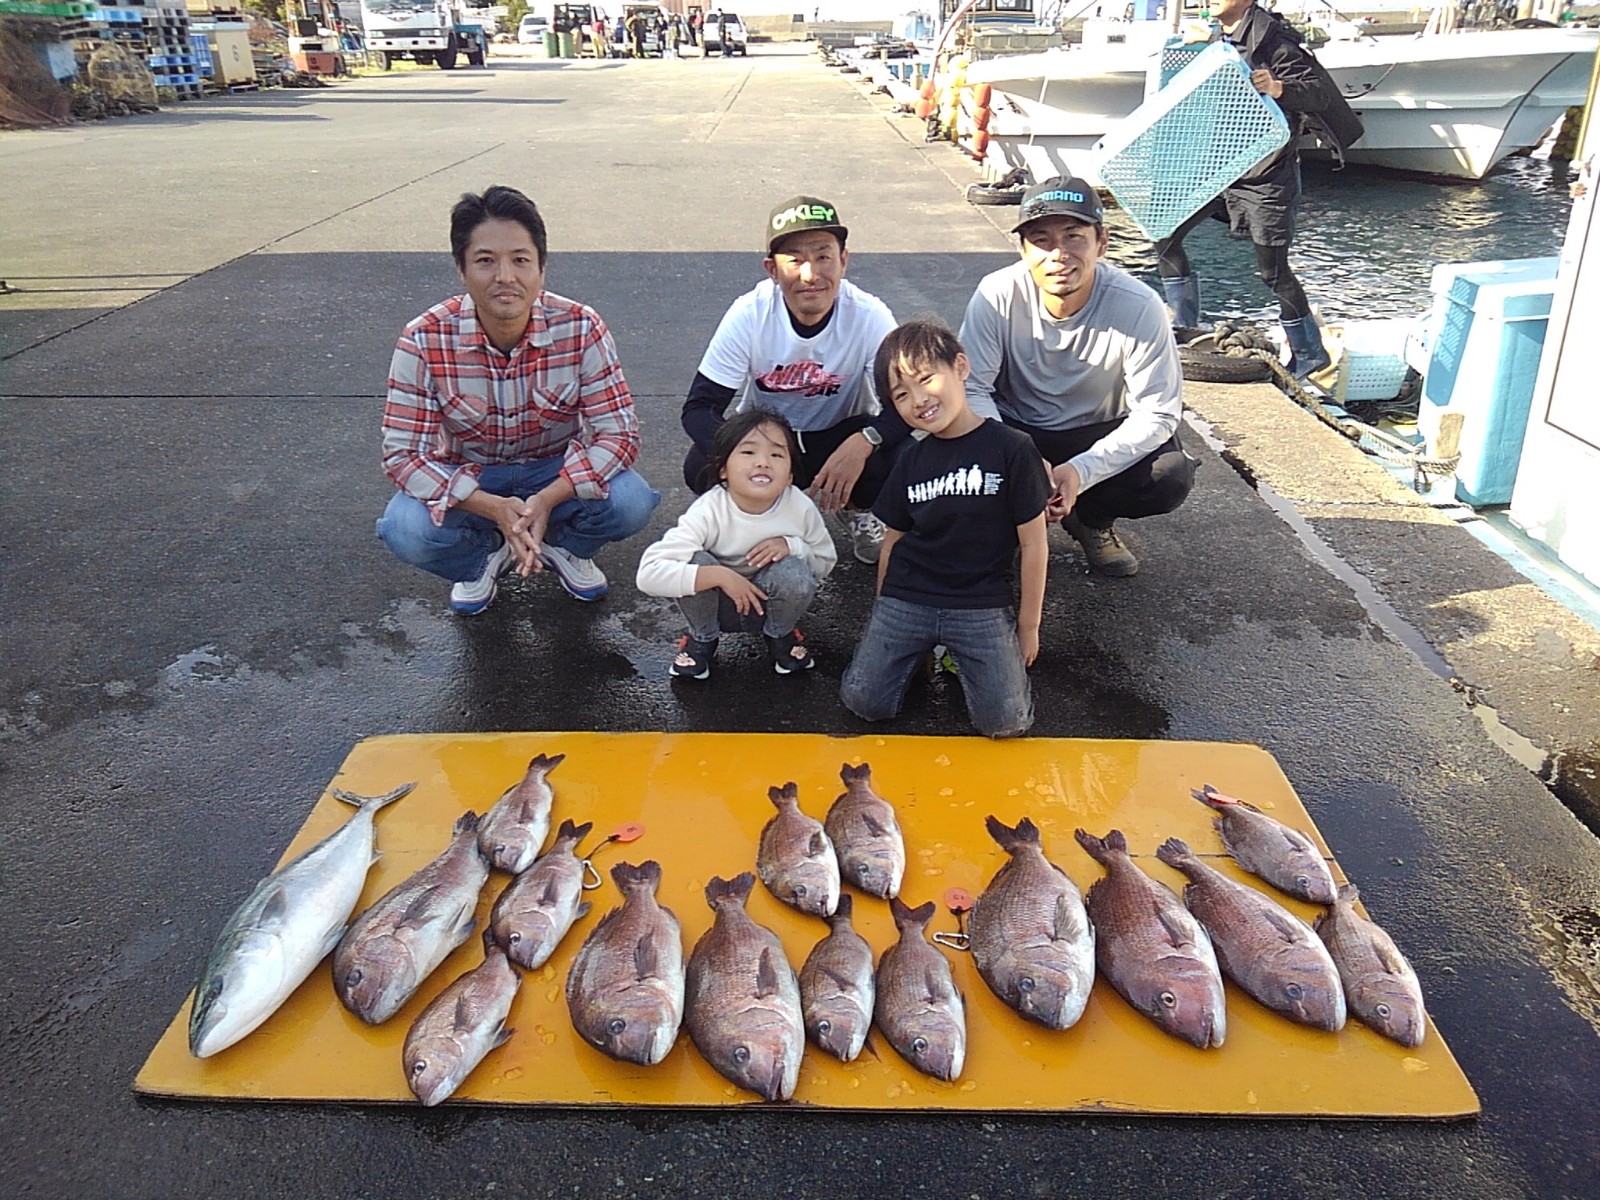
[765,628,814,676]
[670,635,717,681]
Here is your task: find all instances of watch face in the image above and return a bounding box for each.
[862,427,883,447]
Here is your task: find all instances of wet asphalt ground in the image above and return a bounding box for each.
[4,42,1600,1200]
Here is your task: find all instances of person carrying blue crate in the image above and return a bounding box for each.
[1154,0,1364,379]
[959,177,1196,579]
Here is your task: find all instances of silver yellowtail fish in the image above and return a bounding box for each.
[1075,828,1226,1049]
[824,762,906,900]
[403,932,521,1107]
[757,782,840,917]
[332,810,491,1025]
[188,781,416,1058]
[798,893,875,1062]
[479,752,565,874]
[490,819,594,969]
[1156,837,1345,1032]
[565,860,685,1066]
[969,815,1095,1031]
[874,897,966,1081]
[1192,785,1337,904]
[685,872,805,1101]
[1315,883,1427,1047]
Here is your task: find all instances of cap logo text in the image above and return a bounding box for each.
[771,203,837,231]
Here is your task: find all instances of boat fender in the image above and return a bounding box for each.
[973,82,991,109]
[973,129,990,157]
[974,104,990,131]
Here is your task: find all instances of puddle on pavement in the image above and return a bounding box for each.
[1189,415,1600,838]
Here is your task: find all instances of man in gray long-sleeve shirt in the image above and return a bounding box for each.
[959,175,1197,577]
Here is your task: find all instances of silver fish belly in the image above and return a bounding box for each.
[824,762,906,900]
[685,872,805,1101]
[969,815,1095,1031]
[757,781,840,917]
[874,897,966,1081]
[798,894,875,1062]
[565,860,685,1066]
[490,819,594,969]
[479,752,565,874]
[403,934,521,1107]
[188,782,415,1058]
[332,809,491,1025]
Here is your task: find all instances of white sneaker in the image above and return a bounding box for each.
[847,510,886,565]
[540,542,608,601]
[449,540,513,615]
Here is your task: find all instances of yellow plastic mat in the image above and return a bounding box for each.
[136,733,1479,1117]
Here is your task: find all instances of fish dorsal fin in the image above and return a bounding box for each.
[397,886,442,931]
[1261,905,1306,944]
[807,830,826,859]
[634,935,658,981]
[1374,939,1409,976]
[1154,902,1192,948]
[492,1021,514,1049]
[861,812,888,837]
[756,948,782,999]
[1052,893,1084,942]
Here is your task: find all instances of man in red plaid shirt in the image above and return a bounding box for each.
[377,186,659,614]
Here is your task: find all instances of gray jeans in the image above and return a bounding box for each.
[678,551,821,641]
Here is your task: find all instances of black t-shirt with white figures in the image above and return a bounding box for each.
[873,419,1050,609]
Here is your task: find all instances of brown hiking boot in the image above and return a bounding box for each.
[1062,513,1139,577]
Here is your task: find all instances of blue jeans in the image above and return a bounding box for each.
[840,596,1033,739]
[677,551,820,641]
[376,459,659,584]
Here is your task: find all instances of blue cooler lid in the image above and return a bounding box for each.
[1448,261,1558,320]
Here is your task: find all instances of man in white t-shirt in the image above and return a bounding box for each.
[959,176,1196,578]
[681,195,900,563]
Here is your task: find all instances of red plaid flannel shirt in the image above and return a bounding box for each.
[382,291,640,523]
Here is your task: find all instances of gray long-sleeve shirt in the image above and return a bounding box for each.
[958,259,1184,492]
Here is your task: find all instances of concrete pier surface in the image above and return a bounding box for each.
[4,42,1600,1200]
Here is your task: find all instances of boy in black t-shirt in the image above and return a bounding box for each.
[840,320,1050,738]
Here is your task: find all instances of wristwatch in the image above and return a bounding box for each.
[859,425,884,451]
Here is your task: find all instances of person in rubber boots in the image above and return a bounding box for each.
[376,186,660,616]
[959,177,1196,578]
[1155,0,1356,378]
[680,195,903,566]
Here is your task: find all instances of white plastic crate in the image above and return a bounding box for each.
[1332,319,1415,403]
[1093,41,1289,241]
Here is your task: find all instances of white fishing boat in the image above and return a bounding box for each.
[967,9,1600,183]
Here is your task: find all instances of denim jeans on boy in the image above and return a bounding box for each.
[376,458,659,583]
[678,551,820,640]
[840,596,1033,739]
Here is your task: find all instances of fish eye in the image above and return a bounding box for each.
[346,969,363,987]
[1159,991,1177,1008]
[817,1020,831,1034]
[1375,1003,1391,1018]
[734,1045,751,1064]
[411,1059,427,1075]
[1285,983,1304,1000]
[1295,875,1310,888]
[912,1037,928,1054]
[794,885,807,898]
[508,932,521,944]
[607,1018,627,1036]
[1018,977,1035,993]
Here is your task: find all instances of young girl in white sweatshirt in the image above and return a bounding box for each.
[636,410,837,680]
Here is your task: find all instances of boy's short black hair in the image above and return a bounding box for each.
[450,186,548,270]
[873,318,965,404]
[699,408,803,492]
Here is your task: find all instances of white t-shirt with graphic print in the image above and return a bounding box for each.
[697,278,897,433]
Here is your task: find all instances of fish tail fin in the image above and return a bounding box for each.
[1337,882,1360,905]
[889,895,935,932]
[529,751,566,773]
[706,872,756,909]
[481,927,500,955]
[452,810,481,835]
[1154,837,1194,871]
[331,781,417,813]
[985,814,1039,853]
[1193,784,1257,812]
[839,761,873,785]
[611,860,662,895]
[1073,827,1124,863]
[828,893,854,926]
[557,818,594,843]
[768,782,799,809]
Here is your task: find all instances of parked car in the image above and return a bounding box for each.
[518,14,551,43]
[701,11,747,55]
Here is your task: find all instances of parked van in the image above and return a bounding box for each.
[702,11,747,56]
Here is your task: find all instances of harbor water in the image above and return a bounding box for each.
[1104,155,1579,325]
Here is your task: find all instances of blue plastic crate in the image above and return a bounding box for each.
[189,34,213,73]
[1093,40,1289,241]
[1149,34,1208,94]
